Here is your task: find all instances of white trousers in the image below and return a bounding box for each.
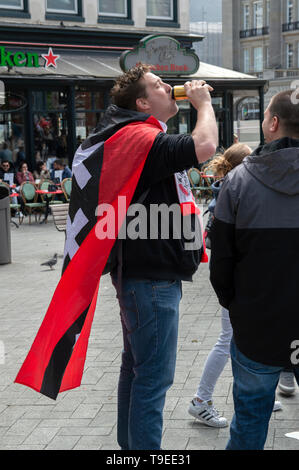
[196,307,233,402]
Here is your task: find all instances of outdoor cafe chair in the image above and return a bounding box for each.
[187,168,212,204]
[20,181,46,224]
[61,177,72,202]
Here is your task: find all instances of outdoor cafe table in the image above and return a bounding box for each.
[200,174,217,179]
[36,189,64,224]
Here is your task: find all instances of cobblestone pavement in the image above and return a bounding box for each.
[0,216,299,451]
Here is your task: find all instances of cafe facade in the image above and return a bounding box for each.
[0,25,268,170]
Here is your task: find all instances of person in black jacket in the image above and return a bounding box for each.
[0,160,17,185]
[210,89,299,450]
[106,64,218,450]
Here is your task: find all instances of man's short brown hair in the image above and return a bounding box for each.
[268,89,299,138]
[110,63,152,111]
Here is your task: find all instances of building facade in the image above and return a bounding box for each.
[0,0,266,171]
[223,0,299,108]
[190,22,222,67]
[0,0,198,169]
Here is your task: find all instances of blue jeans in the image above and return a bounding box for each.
[227,337,299,450]
[111,276,182,450]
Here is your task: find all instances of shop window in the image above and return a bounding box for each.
[46,0,84,22]
[33,112,68,162]
[0,90,26,169]
[33,90,67,111]
[32,90,69,165]
[76,112,104,144]
[146,0,179,28]
[166,101,190,135]
[0,0,30,18]
[98,0,133,24]
[212,96,224,151]
[75,88,105,144]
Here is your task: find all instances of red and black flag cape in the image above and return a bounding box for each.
[15,106,163,400]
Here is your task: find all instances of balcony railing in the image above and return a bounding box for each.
[274,69,299,78]
[282,21,299,32]
[240,26,269,38]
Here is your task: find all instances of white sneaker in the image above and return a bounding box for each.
[273,400,282,412]
[279,372,296,396]
[188,398,228,428]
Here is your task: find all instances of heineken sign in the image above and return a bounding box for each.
[0,46,60,68]
[120,35,199,75]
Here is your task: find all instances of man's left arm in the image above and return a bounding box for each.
[209,176,237,309]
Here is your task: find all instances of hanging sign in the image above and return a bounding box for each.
[120,35,199,75]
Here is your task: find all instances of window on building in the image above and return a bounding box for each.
[243,4,250,29]
[287,0,294,23]
[253,46,263,71]
[287,43,294,68]
[266,0,270,26]
[32,90,69,163]
[75,88,105,143]
[265,46,269,68]
[244,49,250,73]
[98,0,126,17]
[46,0,78,14]
[0,90,25,165]
[0,0,29,17]
[0,0,23,9]
[253,1,263,29]
[146,0,173,20]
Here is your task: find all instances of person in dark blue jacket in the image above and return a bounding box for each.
[50,158,72,182]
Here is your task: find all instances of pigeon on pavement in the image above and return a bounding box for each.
[41,253,58,270]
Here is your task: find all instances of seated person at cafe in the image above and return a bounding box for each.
[50,159,72,183]
[0,160,25,217]
[33,160,51,181]
[0,160,17,185]
[16,162,35,185]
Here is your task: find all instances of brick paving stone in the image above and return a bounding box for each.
[45,435,81,450]
[5,418,40,436]
[0,217,299,450]
[57,426,112,436]
[22,427,59,446]
[71,404,101,419]
[73,435,102,450]
[89,410,117,428]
